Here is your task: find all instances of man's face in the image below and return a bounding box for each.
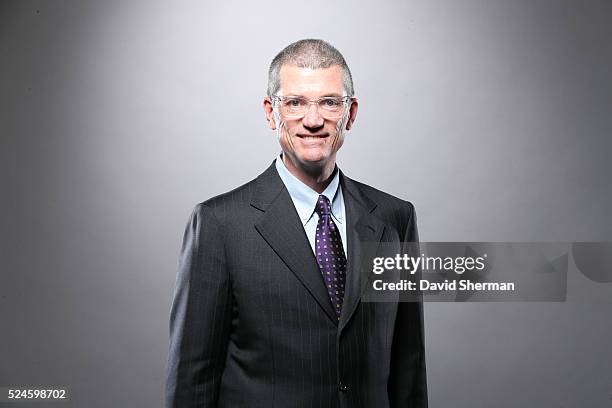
[264,65,358,174]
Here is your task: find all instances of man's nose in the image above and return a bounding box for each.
[301,103,325,129]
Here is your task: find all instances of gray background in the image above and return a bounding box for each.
[1,0,611,407]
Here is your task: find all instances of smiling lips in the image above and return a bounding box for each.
[296,134,329,139]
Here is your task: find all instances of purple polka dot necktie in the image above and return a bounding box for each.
[314,195,347,320]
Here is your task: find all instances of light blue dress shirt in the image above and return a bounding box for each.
[275,154,348,259]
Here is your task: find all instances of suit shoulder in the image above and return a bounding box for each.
[191,175,259,220]
[349,178,415,213]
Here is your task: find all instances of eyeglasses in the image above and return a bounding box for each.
[271,95,351,119]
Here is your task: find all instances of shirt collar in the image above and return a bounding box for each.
[275,153,344,226]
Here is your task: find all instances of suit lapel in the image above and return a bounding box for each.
[252,162,339,325]
[339,173,386,332]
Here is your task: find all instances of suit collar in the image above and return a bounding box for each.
[338,170,377,214]
[250,160,285,212]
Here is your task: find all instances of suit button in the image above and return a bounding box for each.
[339,382,350,392]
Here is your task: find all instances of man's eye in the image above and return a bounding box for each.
[287,99,302,107]
[322,99,340,107]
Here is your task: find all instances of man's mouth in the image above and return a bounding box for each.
[296,134,329,139]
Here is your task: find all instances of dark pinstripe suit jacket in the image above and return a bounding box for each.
[166,160,427,408]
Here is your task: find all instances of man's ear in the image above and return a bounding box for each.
[346,98,358,130]
[263,97,276,130]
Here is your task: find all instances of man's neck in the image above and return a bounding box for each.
[282,154,336,194]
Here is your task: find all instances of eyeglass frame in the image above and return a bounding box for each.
[270,95,354,119]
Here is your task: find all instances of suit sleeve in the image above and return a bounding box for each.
[388,202,428,407]
[165,203,232,407]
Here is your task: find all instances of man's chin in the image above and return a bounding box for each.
[282,148,336,175]
[297,153,329,167]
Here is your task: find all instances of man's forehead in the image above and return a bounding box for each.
[278,64,345,96]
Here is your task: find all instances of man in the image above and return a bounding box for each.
[166,39,427,407]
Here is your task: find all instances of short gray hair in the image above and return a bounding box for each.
[267,39,354,97]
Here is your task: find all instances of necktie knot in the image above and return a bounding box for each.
[315,195,332,217]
